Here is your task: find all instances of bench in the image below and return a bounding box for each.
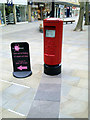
[39,20,75,32]
[63,20,75,24]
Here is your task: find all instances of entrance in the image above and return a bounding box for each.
[0,4,5,24]
[5,4,14,24]
[16,5,27,22]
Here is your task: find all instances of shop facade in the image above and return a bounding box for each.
[55,4,65,18]
[5,3,14,24]
[31,4,38,21]
[0,0,6,25]
[0,4,5,24]
[16,5,27,22]
[72,7,80,17]
[0,1,80,25]
[54,3,79,18]
[0,0,28,25]
[14,0,27,23]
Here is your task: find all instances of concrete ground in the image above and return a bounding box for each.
[0,16,88,118]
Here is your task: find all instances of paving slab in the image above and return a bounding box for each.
[61,74,80,86]
[77,78,88,89]
[2,109,26,118]
[35,83,61,102]
[59,113,74,118]
[40,74,62,84]
[60,99,88,118]
[10,70,42,89]
[0,81,12,92]
[0,107,2,119]
[27,100,60,118]
[1,84,36,116]
[68,86,88,102]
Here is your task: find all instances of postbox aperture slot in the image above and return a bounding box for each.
[45,26,56,38]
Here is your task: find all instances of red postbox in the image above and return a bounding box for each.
[43,18,63,75]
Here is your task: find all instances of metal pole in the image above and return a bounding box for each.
[58,8,60,18]
[41,7,43,20]
[51,0,55,17]
[28,4,32,22]
[56,7,57,18]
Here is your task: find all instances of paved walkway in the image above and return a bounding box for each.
[0,16,88,119]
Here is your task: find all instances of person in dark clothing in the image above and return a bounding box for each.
[84,12,86,20]
[49,11,53,17]
[46,11,49,17]
[89,11,90,23]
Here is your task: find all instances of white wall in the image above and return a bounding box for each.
[0,0,7,3]
[13,0,27,5]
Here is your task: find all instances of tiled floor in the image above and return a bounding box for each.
[0,16,88,118]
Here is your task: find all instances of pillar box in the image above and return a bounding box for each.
[43,18,63,75]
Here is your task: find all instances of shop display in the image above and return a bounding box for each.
[16,5,27,22]
[8,13,14,23]
[0,5,4,25]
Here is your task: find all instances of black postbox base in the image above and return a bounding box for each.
[13,71,32,78]
[44,64,61,75]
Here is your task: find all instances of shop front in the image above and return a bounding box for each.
[0,4,5,25]
[16,5,27,22]
[38,3,45,20]
[5,3,14,24]
[31,4,38,21]
[0,0,6,25]
[13,0,27,23]
[72,7,80,16]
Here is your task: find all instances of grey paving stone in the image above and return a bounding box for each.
[3,98,19,110]
[62,74,80,82]
[0,93,2,107]
[1,92,12,106]
[61,83,72,97]
[1,84,29,107]
[40,73,62,84]
[35,83,61,102]
[15,89,36,116]
[2,84,29,96]
[27,100,60,118]
[2,85,36,116]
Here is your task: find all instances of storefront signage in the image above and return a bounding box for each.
[32,5,38,8]
[13,0,27,5]
[0,0,7,3]
[7,0,13,6]
[55,4,59,8]
[38,3,45,8]
[59,5,64,9]
[11,42,32,78]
